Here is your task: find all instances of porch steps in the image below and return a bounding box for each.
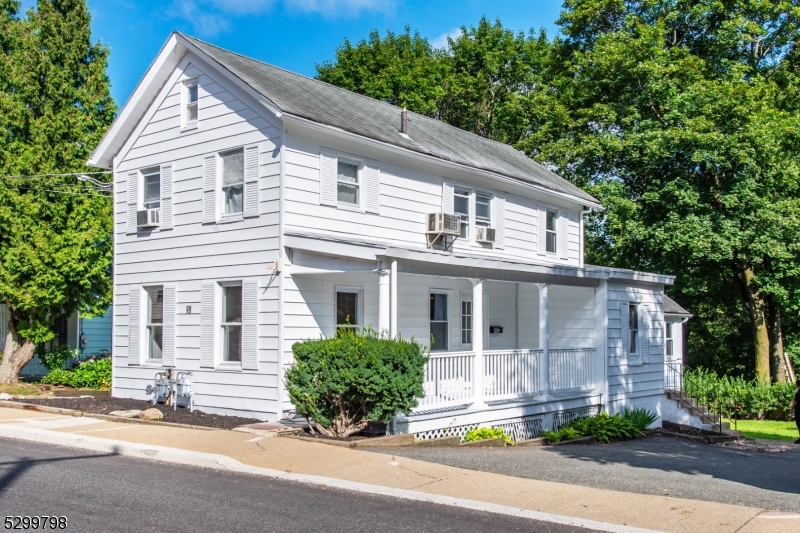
[665,390,742,437]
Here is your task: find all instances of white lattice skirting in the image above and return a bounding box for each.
[413,416,545,443]
[551,405,600,431]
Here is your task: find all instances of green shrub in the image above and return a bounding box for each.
[541,413,643,443]
[620,407,659,431]
[38,344,79,371]
[285,328,428,437]
[41,357,111,390]
[684,368,796,418]
[463,427,513,445]
[540,427,581,443]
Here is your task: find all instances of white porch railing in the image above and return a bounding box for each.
[419,351,474,409]
[417,348,595,410]
[484,349,543,401]
[549,348,595,391]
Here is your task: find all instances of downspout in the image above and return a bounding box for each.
[277,123,287,420]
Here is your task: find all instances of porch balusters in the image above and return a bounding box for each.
[538,283,551,398]
[470,278,487,409]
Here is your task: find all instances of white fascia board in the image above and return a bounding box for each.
[283,233,386,261]
[281,113,603,211]
[88,34,184,169]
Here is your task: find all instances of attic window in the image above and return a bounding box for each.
[185,81,198,126]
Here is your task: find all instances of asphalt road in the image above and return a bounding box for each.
[372,434,800,513]
[0,438,599,533]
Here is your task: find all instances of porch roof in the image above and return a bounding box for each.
[664,295,692,318]
[284,231,675,286]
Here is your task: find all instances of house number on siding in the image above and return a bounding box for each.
[186,305,192,314]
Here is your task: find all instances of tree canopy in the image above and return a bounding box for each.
[0,0,116,383]
[317,3,800,380]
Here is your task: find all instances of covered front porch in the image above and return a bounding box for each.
[284,238,609,439]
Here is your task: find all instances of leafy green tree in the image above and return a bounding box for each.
[0,0,115,383]
[526,0,800,381]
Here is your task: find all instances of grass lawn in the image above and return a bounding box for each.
[725,418,799,442]
[0,383,52,396]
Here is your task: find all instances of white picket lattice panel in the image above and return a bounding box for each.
[551,405,601,431]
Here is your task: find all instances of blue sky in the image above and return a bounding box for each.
[24,0,566,107]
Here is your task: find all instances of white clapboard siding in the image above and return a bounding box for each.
[202,155,217,224]
[559,210,569,260]
[200,282,215,368]
[537,204,547,256]
[242,279,258,370]
[243,144,259,218]
[127,171,138,234]
[441,182,454,214]
[365,165,380,214]
[128,287,141,365]
[620,301,629,358]
[160,164,173,230]
[319,150,337,206]
[162,284,176,366]
[493,195,505,249]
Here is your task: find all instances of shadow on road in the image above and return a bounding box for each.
[0,447,120,495]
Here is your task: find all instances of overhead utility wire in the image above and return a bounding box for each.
[0,184,111,198]
[0,171,112,180]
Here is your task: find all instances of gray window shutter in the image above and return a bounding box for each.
[558,211,569,260]
[127,171,138,235]
[620,302,629,358]
[492,195,505,249]
[162,284,176,367]
[200,282,215,368]
[537,204,547,256]
[160,164,173,230]
[365,165,380,214]
[243,144,259,218]
[242,279,258,371]
[202,155,217,224]
[641,305,650,363]
[441,182,454,214]
[128,287,140,366]
[320,151,337,206]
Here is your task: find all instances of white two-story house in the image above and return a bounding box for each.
[88,32,688,441]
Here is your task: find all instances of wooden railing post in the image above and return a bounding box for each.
[470,279,487,409]
[538,283,550,398]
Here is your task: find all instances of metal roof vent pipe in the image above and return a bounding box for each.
[400,107,409,137]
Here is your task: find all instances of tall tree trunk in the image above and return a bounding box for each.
[767,298,788,383]
[0,312,36,384]
[736,264,771,381]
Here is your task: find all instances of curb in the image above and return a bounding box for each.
[0,423,665,533]
[0,400,217,432]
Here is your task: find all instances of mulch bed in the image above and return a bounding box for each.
[12,396,260,430]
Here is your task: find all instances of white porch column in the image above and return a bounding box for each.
[389,260,398,338]
[538,283,550,398]
[378,269,390,337]
[471,278,487,409]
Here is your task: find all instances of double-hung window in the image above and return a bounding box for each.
[145,286,163,360]
[628,304,639,356]
[185,81,198,126]
[222,284,242,362]
[430,293,449,351]
[337,160,359,205]
[665,322,674,357]
[475,192,491,230]
[336,289,361,333]
[221,149,244,216]
[461,300,473,345]
[545,209,558,253]
[142,167,161,209]
[454,188,470,239]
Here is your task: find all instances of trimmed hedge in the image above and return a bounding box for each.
[41,357,111,389]
[285,329,428,437]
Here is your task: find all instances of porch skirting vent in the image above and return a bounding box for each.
[551,405,601,432]
[413,416,545,443]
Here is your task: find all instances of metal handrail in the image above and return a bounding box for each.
[664,361,723,434]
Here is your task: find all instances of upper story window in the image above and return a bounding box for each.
[454,188,470,238]
[185,81,198,126]
[337,161,359,205]
[145,286,163,360]
[222,283,242,362]
[628,304,639,356]
[142,167,160,209]
[665,322,674,357]
[221,149,244,215]
[545,209,558,253]
[475,192,491,229]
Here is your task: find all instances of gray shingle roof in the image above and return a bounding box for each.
[664,295,692,317]
[181,34,599,205]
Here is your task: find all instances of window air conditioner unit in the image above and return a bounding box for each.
[137,208,161,228]
[427,213,460,235]
[475,226,496,244]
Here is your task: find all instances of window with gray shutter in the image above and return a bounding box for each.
[558,211,569,260]
[127,171,138,234]
[243,145,259,218]
[620,301,629,358]
[320,151,337,206]
[492,195,505,249]
[160,164,173,230]
[365,165,380,214]
[202,155,217,224]
[200,282,215,367]
[242,279,258,370]
[441,182,454,214]
[537,205,547,256]
[641,305,650,363]
[162,284,176,367]
[128,287,141,366]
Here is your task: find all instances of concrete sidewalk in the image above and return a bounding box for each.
[0,406,796,533]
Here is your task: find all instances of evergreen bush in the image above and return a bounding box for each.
[285,329,428,437]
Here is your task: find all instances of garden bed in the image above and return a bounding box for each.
[10,396,260,430]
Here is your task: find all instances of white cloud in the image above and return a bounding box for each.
[430,27,462,50]
[169,0,393,37]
